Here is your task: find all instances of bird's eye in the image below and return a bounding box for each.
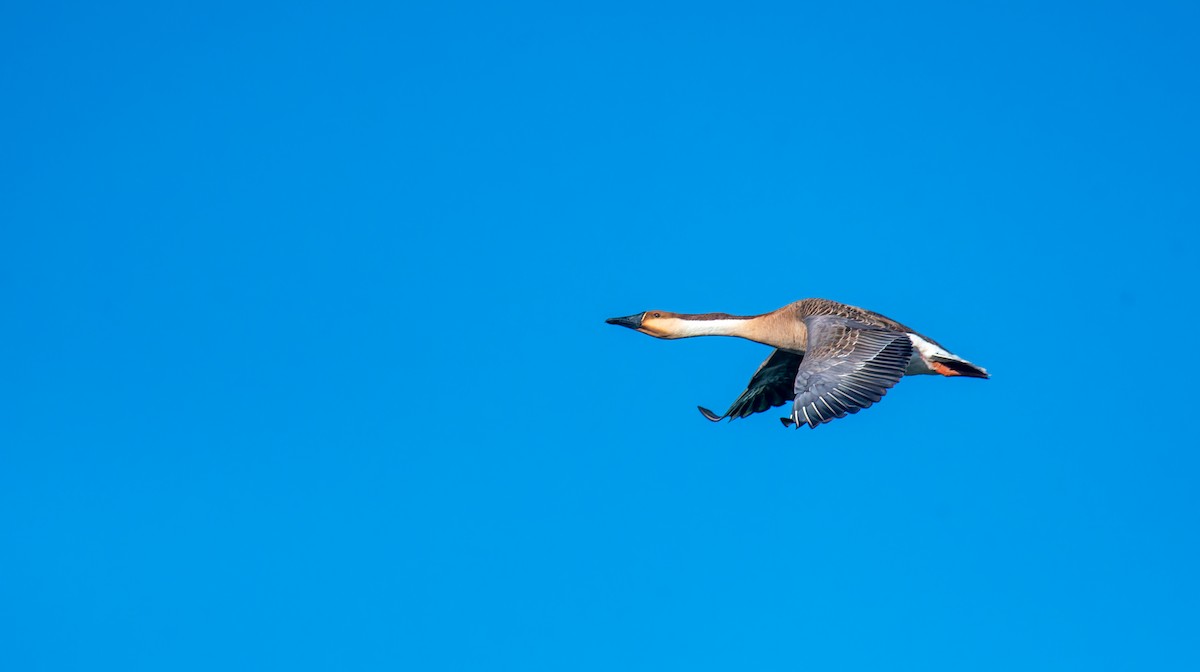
[653,312,661,318]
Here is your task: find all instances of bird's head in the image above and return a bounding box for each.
[605,311,681,339]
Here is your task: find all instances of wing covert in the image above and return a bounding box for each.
[787,316,913,429]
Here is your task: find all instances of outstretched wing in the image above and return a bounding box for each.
[786,316,913,429]
[699,349,804,422]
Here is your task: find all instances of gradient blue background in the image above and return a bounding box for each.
[3,2,1199,669]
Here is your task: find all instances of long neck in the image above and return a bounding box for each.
[666,310,807,352]
[669,314,756,338]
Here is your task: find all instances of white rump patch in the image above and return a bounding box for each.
[905,333,967,376]
[907,333,964,362]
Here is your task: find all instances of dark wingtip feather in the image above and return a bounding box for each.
[697,406,724,422]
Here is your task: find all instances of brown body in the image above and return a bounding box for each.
[742,299,930,353]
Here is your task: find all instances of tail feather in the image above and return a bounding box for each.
[930,358,989,379]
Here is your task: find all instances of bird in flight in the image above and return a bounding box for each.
[606,298,987,429]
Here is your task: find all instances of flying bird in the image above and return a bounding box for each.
[606,298,988,429]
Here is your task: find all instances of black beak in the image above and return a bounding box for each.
[605,312,645,330]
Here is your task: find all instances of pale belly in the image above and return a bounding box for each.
[904,351,937,376]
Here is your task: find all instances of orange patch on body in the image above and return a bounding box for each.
[930,361,963,377]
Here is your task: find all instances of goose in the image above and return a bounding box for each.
[605,298,987,429]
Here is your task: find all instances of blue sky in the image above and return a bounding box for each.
[3,1,1199,669]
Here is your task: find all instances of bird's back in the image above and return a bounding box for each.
[787,298,948,349]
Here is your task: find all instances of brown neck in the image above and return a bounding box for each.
[664,309,808,352]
